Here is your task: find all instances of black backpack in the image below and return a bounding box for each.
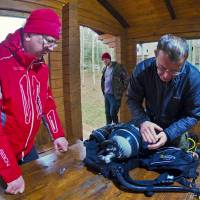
[131,147,199,191]
[84,124,200,197]
[140,147,198,179]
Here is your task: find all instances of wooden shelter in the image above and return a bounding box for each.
[1,0,199,147]
[0,0,200,199]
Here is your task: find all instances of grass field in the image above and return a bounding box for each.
[81,70,106,139]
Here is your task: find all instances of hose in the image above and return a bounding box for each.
[113,169,200,196]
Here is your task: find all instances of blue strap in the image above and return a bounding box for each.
[42,115,51,136]
[1,112,6,127]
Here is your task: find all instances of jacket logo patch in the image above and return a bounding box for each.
[47,110,58,133]
[173,96,181,100]
[0,149,10,167]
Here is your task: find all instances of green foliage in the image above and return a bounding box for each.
[80,26,115,70]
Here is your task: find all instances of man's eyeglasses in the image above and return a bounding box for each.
[157,64,181,76]
[42,36,58,48]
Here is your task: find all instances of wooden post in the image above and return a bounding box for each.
[119,32,137,122]
[62,0,83,143]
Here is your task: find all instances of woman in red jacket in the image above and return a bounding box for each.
[0,8,68,194]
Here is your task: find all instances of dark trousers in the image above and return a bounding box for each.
[104,94,121,125]
[18,145,39,165]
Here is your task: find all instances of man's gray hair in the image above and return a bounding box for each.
[157,34,189,63]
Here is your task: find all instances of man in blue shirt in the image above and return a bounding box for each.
[127,34,200,150]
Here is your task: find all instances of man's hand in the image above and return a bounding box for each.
[148,131,168,150]
[140,121,163,144]
[6,176,25,194]
[54,137,68,152]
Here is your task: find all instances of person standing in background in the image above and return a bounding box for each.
[101,52,128,125]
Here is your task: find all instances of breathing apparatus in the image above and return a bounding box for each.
[84,122,200,197]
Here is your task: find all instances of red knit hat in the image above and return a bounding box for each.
[101,52,111,60]
[24,8,61,39]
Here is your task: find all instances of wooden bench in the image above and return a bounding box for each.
[0,141,198,200]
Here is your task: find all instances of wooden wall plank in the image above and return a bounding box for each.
[54,97,65,111]
[51,79,63,89]
[51,87,63,98]
[49,51,62,62]
[14,0,64,10]
[50,60,63,70]
[56,0,69,3]
[50,69,63,79]
[0,0,60,14]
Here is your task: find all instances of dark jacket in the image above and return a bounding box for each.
[127,57,200,142]
[101,61,128,100]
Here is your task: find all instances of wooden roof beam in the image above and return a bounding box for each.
[164,0,176,20]
[97,0,129,28]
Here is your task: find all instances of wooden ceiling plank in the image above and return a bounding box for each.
[164,0,176,20]
[14,0,63,10]
[96,0,129,28]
